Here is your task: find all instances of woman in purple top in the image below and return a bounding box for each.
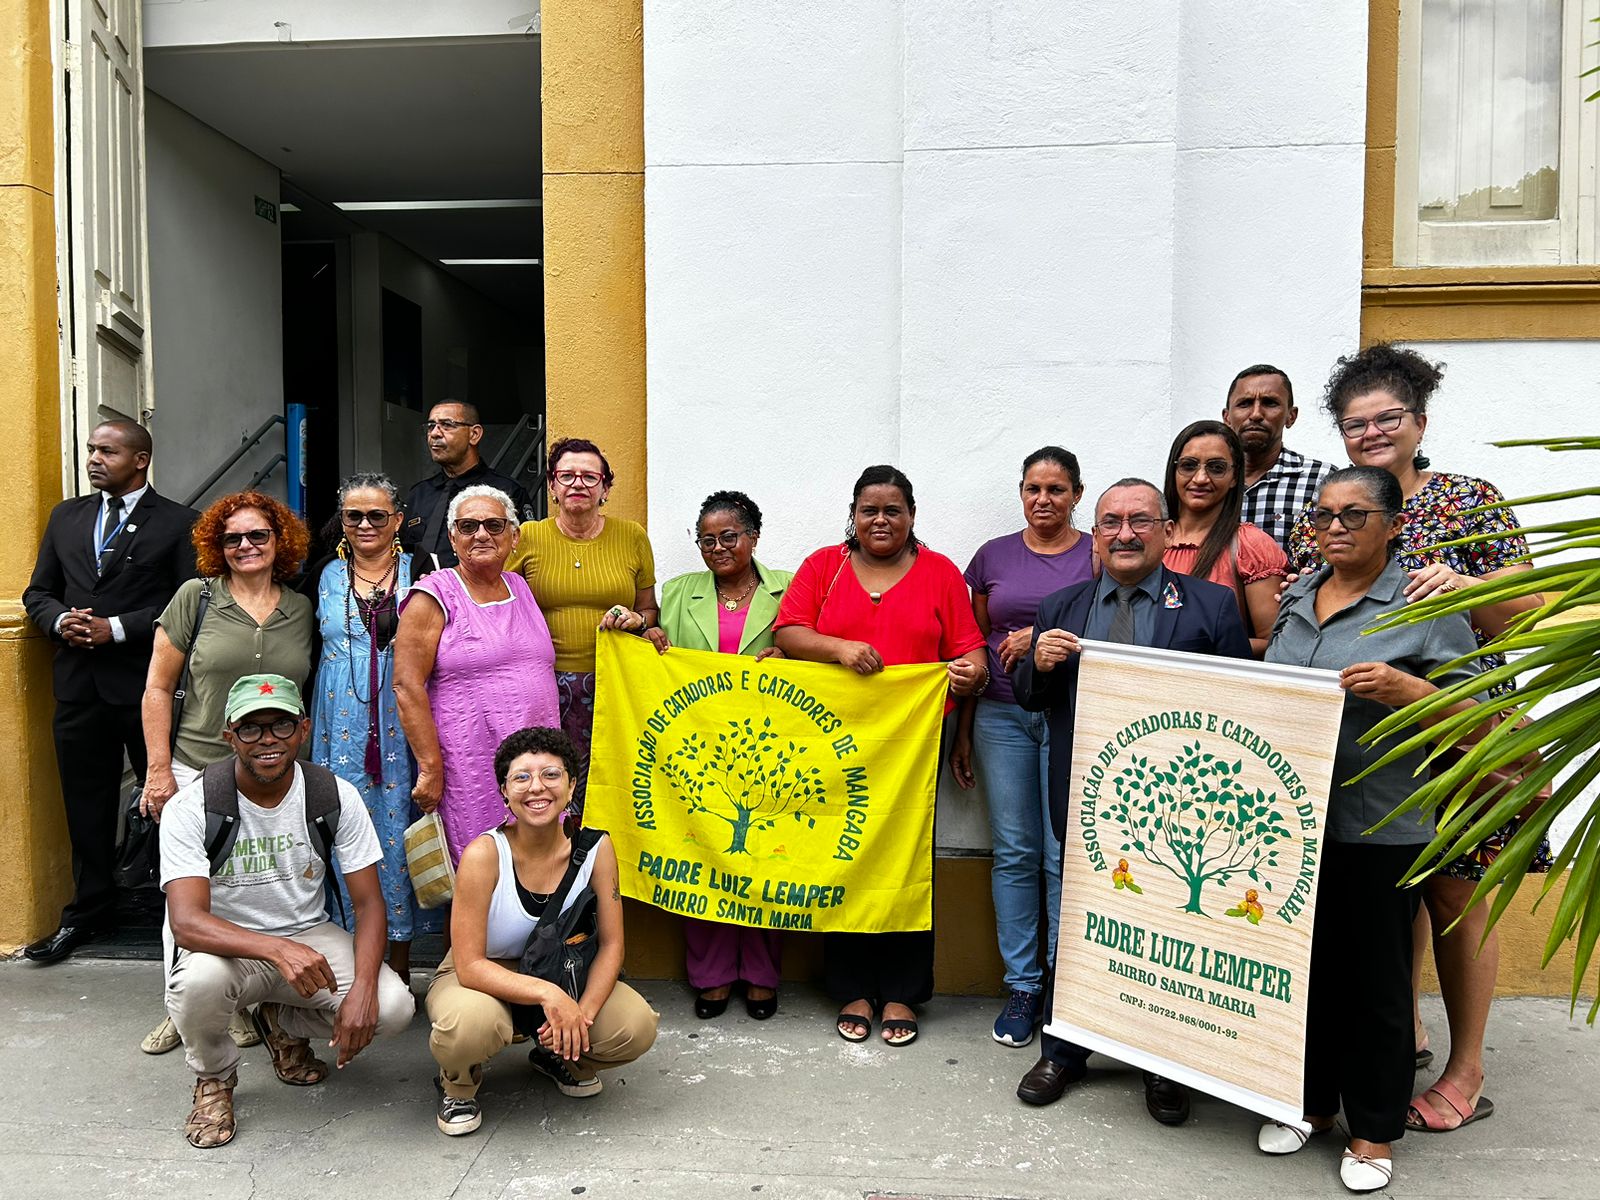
[952,446,1094,1049]
[395,486,561,863]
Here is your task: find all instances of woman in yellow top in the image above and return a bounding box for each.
[509,438,658,812]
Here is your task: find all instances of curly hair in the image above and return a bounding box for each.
[193,490,311,582]
[1321,342,1444,422]
[494,727,579,786]
[547,437,615,488]
[697,489,763,537]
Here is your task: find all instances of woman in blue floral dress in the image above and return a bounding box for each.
[308,473,440,979]
[1289,345,1549,1137]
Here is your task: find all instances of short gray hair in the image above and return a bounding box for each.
[447,485,517,527]
[1099,477,1169,520]
[336,471,399,508]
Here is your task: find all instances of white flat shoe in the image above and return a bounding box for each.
[140,1015,180,1055]
[1258,1119,1323,1154]
[1340,1149,1393,1193]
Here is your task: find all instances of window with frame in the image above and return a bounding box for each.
[1393,0,1600,266]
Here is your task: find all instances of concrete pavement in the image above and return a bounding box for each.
[1,958,1595,1199]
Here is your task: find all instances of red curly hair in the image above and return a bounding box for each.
[192,490,311,582]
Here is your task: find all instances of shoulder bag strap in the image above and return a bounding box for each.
[171,581,213,751]
[544,829,602,918]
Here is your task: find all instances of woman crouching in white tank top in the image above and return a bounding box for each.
[425,726,659,1136]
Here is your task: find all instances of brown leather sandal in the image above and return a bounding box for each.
[185,1071,238,1148]
[252,1002,329,1086]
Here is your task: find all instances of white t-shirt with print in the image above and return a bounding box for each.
[160,763,382,940]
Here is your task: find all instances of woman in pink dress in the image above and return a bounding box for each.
[395,487,560,862]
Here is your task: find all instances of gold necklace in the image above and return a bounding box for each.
[556,514,603,570]
[715,572,758,611]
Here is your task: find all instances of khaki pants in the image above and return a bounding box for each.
[427,951,659,1099]
[165,920,414,1079]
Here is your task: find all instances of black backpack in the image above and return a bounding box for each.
[201,759,346,922]
[512,828,604,1035]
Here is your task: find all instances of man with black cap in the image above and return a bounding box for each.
[159,673,413,1149]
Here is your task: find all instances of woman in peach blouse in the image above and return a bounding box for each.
[1161,420,1287,657]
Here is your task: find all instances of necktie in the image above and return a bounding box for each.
[1107,584,1137,644]
[98,495,124,575]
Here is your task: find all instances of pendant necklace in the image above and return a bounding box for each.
[716,574,757,611]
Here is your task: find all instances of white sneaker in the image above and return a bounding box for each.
[1340,1149,1394,1193]
[1258,1119,1314,1154]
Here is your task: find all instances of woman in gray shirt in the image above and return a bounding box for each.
[1259,467,1483,1195]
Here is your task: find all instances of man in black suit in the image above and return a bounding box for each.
[22,419,198,963]
[400,400,533,572]
[1012,477,1251,1124]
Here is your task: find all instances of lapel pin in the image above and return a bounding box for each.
[1161,582,1182,609]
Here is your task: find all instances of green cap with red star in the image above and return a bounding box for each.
[224,673,305,723]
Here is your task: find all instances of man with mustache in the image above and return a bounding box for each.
[1223,365,1331,554]
[22,419,198,963]
[159,674,413,1148]
[1012,479,1251,1126]
[401,400,533,573]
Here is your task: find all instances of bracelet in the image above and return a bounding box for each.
[974,664,991,695]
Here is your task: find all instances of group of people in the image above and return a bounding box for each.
[21,345,1540,1192]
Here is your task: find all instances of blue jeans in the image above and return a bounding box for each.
[972,699,1060,993]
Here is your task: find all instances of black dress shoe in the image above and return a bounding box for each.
[1143,1072,1192,1126]
[24,926,90,965]
[1017,1055,1087,1106]
[744,991,778,1020]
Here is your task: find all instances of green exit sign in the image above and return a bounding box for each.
[255,196,278,224]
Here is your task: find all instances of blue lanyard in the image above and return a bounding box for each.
[95,501,132,559]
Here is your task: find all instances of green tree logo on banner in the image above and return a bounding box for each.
[1100,741,1294,916]
[661,717,829,855]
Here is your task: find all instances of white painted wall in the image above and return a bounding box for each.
[643,1,1373,849]
[144,0,538,47]
[145,93,286,506]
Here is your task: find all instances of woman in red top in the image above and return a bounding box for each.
[775,465,986,1046]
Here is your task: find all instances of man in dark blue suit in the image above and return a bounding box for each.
[1012,477,1251,1125]
[22,420,198,963]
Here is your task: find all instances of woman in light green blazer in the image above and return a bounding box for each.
[652,491,792,1021]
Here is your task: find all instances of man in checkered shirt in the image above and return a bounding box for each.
[1222,364,1330,554]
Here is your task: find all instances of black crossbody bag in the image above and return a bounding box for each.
[511,828,604,1035]
[113,581,212,889]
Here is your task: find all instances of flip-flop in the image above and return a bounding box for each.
[836,1007,873,1043]
[1406,1077,1495,1132]
[1415,1046,1433,1072]
[880,1018,918,1047]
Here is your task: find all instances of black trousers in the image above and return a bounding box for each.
[52,698,148,927]
[1303,840,1423,1143]
[824,930,935,1007]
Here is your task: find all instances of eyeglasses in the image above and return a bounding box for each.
[453,517,512,537]
[1094,515,1159,535]
[507,767,568,788]
[1336,407,1411,439]
[232,716,300,743]
[694,530,748,551]
[1174,456,1233,478]
[425,418,475,432]
[341,509,396,528]
[221,528,273,549]
[1310,506,1384,531]
[553,470,604,488]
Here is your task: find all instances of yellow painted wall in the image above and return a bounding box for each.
[540,0,648,525]
[0,0,71,949]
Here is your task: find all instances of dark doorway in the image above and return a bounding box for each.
[283,242,342,538]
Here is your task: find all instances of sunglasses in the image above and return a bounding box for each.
[341,509,396,528]
[453,517,512,537]
[221,528,273,549]
[1174,456,1233,477]
[1310,507,1385,531]
[232,715,300,743]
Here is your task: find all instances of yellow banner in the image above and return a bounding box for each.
[586,633,948,933]
[1046,641,1345,1124]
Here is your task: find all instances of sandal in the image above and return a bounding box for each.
[185,1071,238,1149]
[836,1005,873,1043]
[141,1014,181,1055]
[880,1018,919,1047]
[1405,1077,1494,1132]
[251,1002,329,1086]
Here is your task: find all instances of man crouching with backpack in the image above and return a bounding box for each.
[159,673,414,1148]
